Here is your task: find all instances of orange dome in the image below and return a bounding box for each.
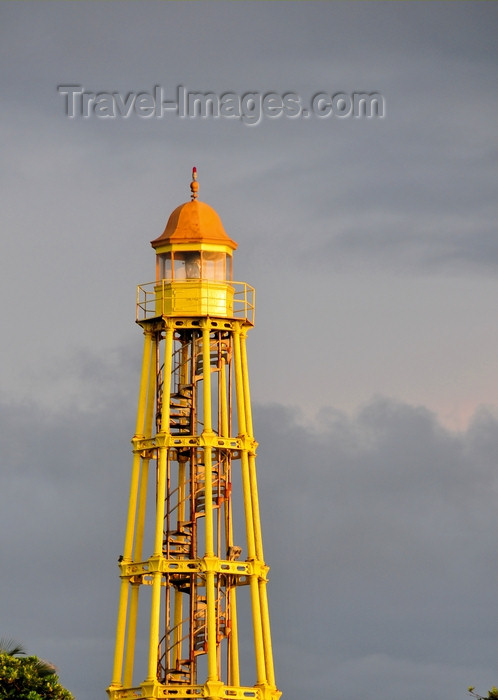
[151,199,237,250]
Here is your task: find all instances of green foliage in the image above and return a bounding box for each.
[0,639,74,700]
[468,686,498,700]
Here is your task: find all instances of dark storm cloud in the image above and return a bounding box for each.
[254,400,498,700]
[2,381,497,700]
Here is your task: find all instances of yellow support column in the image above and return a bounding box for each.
[220,358,241,687]
[233,324,267,687]
[240,328,276,688]
[146,326,174,682]
[124,337,156,688]
[110,328,153,689]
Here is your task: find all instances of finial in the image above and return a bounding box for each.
[190,166,199,201]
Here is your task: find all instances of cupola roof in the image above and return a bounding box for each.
[151,168,237,250]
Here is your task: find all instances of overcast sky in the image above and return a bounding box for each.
[1,3,498,700]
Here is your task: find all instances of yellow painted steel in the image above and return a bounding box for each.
[154,279,235,317]
[107,177,281,700]
[239,332,276,687]
[160,327,174,434]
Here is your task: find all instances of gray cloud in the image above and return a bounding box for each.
[254,400,498,699]
[2,384,497,700]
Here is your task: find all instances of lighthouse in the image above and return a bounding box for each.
[107,169,281,700]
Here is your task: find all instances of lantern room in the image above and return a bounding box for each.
[150,169,238,317]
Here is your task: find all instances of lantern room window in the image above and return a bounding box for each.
[184,253,201,279]
[202,251,228,280]
[156,251,232,282]
[156,254,172,281]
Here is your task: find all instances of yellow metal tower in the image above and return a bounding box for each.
[107,169,281,700]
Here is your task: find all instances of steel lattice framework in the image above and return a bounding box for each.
[107,171,281,700]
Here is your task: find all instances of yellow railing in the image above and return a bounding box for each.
[136,280,255,324]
